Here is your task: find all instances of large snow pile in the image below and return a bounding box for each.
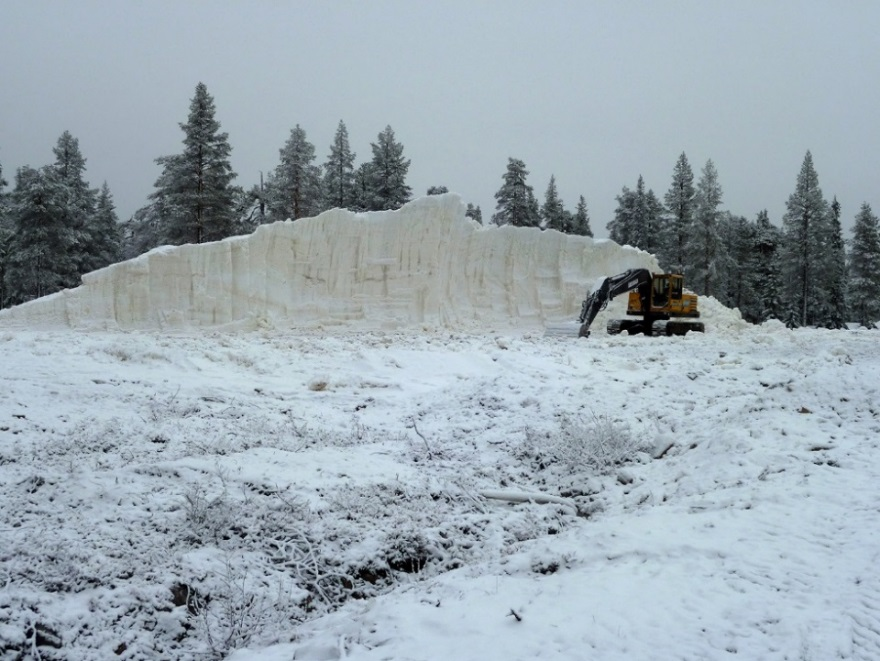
[1,326,879,659]
[0,194,658,331]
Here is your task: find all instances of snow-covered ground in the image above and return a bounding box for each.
[2,198,879,659]
[2,310,879,659]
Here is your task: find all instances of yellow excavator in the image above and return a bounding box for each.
[577,269,705,337]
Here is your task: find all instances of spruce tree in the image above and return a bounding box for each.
[465,203,482,224]
[541,175,566,232]
[607,185,635,246]
[492,158,539,227]
[716,213,751,311]
[86,182,122,271]
[781,151,829,327]
[5,166,79,303]
[572,196,593,237]
[268,125,323,220]
[120,203,164,260]
[748,210,784,323]
[151,82,237,245]
[848,203,880,328]
[0,159,11,307]
[607,176,664,254]
[323,120,356,210]
[663,152,696,274]
[351,162,374,212]
[643,189,666,257]
[427,186,449,195]
[368,125,411,211]
[817,197,848,328]
[52,131,96,274]
[685,160,724,296]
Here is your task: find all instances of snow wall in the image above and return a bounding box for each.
[0,194,658,331]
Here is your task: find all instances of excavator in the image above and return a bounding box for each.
[576,269,705,337]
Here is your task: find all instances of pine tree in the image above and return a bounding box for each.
[663,152,696,274]
[685,160,725,296]
[848,203,880,328]
[716,213,751,311]
[465,203,482,224]
[351,162,374,212]
[643,189,666,256]
[427,186,449,195]
[0,159,12,307]
[120,203,164,260]
[817,197,848,328]
[781,151,829,327]
[5,166,79,303]
[268,125,323,220]
[607,176,664,254]
[51,131,96,274]
[541,175,566,232]
[492,158,539,227]
[572,196,593,237]
[607,185,635,245]
[86,182,122,271]
[231,182,267,235]
[151,82,237,245]
[368,125,411,211]
[322,120,356,210]
[748,210,784,323]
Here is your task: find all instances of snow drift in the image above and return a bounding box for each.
[0,194,657,330]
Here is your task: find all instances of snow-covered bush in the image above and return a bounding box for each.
[524,412,649,476]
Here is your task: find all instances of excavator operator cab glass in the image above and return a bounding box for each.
[652,276,670,308]
[670,276,683,301]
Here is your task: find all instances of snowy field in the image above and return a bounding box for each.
[2,307,880,660]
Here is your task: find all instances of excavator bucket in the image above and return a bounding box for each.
[543,321,587,338]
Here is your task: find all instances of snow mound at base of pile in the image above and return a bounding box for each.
[695,295,750,335]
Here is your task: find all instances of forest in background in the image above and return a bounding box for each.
[1,83,878,328]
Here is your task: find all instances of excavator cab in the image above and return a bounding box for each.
[627,274,700,320]
[651,275,671,308]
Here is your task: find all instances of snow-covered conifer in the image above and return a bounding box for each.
[848,202,880,328]
[541,175,566,232]
[608,177,663,255]
[322,120,356,210]
[608,185,634,246]
[86,182,122,271]
[5,166,79,303]
[781,151,829,327]
[572,195,593,237]
[151,82,237,245]
[685,159,725,296]
[662,152,696,274]
[492,158,539,227]
[368,125,411,211]
[268,125,323,220]
[815,197,848,328]
[351,162,374,212]
[737,210,782,323]
[465,203,482,224]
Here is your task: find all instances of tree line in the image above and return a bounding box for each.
[0,82,878,327]
[603,152,879,328]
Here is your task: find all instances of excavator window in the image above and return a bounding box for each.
[670,277,683,301]
[652,276,670,308]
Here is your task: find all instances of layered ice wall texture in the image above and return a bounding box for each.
[0,194,658,330]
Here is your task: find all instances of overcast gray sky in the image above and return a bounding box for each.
[1,1,878,237]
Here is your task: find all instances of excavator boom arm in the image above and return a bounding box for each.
[578,268,652,337]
